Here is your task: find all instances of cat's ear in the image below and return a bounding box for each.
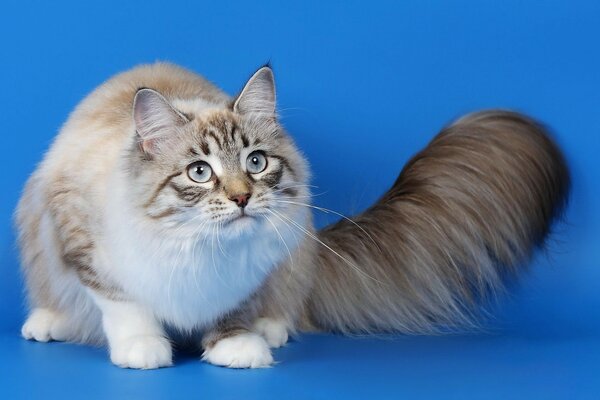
[133,88,188,155]
[233,66,276,117]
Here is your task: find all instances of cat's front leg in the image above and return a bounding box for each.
[202,319,273,368]
[202,240,314,369]
[90,292,172,369]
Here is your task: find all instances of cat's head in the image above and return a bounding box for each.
[126,66,310,239]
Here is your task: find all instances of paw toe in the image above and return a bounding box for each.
[21,308,67,342]
[202,332,273,368]
[253,318,289,348]
[111,336,172,369]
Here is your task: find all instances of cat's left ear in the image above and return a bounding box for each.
[133,88,188,155]
[233,66,276,117]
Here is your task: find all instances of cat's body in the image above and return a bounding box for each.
[16,63,569,369]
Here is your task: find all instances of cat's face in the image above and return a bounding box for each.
[127,67,310,240]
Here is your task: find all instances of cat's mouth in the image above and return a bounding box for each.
[223,211,256,227]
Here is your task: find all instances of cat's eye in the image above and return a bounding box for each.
[187,161,213,183]
[246,151,268,174]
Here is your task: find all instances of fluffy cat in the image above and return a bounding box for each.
[16,62,569,369]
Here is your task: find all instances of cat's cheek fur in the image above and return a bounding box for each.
[202,332,274,368]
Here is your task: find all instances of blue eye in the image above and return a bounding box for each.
[246,151,267,174]
[187,161,213,183]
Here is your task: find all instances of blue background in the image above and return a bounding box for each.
[1,0,599,398]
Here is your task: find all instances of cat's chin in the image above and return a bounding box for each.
[220,214,260,239]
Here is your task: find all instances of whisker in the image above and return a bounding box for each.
[192,221,216,299]
[210,223,229,287]
[288,192,327,200]
[272,199,382,252]
[215,220,229,259]
[270,183,319,194]
[210,224,220,284]
[264,213,294,281]
[190,220,210,291]
[167,226,192,302]
[147,212,206,262]
[268,209,382,284]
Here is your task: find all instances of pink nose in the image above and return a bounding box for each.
[228,193,251,208]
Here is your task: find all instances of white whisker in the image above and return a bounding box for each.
[190,220,210,290]
[273,199,382,252]
[268,208,382,284]
[264,213,294,281]
[270,183,319,194]
[215,220,229,259]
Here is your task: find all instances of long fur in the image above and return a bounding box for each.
[307,110,570,334]
[15,62,570,369]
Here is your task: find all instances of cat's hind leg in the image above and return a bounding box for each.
[252,317,289,348]
[21,308,71,342]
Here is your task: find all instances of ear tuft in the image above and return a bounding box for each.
[233,66,276,117]
[133,88,187,155]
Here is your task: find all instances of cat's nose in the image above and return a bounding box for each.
[228,193,251,208]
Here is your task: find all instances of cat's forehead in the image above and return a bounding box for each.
[187,110,243,160]
[185,109,278,157]
[195,110,244,148]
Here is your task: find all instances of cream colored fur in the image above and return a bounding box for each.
[16,63,569,370]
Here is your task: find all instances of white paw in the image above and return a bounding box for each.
[202,332,273,368]
[110,336,172,369]
[253,317,289,348]
[21,308,70,342]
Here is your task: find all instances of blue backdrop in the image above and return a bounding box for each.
[1,1,598,398]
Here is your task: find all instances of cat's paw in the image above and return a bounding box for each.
[253,317,289,348]
[202,332,273,368]
[21,308,70,342]
[110,335,172,369]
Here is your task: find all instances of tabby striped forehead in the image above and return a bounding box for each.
[190,111,272,160]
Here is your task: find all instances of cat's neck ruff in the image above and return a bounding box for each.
[100,171,306,331]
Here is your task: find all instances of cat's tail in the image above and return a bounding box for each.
[305,110,570,334]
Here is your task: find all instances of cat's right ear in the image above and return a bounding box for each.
[133,88,188,155]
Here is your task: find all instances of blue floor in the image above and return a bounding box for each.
[2,0,600,398]
[2,243,598,399]
[2,255,598,398]
[1,328,598,399]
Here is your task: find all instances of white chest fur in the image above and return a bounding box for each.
[99,216,294,331]
[99,179,302,332]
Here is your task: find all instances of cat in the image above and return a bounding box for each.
[16,62,570,369]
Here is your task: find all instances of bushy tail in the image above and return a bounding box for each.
[307,110,570,334]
